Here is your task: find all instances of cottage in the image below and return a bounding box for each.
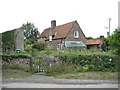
[38,20,87,50]
[86,36,104,50]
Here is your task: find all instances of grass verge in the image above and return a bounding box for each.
[2,69,32,79]
[54,72,118,80]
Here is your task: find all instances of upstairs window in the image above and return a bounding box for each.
[49,35,52,41]
[74,31,79,38]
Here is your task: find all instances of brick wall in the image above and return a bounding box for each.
[65,22,86,44]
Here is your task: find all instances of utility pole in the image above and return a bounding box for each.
[109,18,111,35]
[105,18,111,36]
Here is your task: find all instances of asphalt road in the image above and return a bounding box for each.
[2,75,119,88]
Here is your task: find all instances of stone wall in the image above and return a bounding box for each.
[2,57,31,69]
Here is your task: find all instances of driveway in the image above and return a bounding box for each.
[2,75,118,88]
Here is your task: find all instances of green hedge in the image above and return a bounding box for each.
[2,52,31,61]
[58,51,118,72]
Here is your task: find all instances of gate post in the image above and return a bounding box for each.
[30,57,33,68]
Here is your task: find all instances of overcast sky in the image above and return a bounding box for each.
[0,0,119,38]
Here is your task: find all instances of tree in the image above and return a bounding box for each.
[22,22,40,40]
[86,37,94,39]
[107,28,120,55]
[101,38,110,52]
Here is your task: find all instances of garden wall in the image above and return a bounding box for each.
[2,55,32,69]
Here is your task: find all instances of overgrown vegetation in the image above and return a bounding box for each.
[45,50,118,76]
[2,30,15,52]
[2,65,32,79]
[32,42,46,51]
[2,51,31,60]
[107,28,120,55]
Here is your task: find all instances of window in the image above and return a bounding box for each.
[74,31,79,38]
[49,35,52,41]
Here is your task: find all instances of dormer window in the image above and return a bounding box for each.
[74,31,79,38]
[49,35,52,41]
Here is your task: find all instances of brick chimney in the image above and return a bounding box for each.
[51,20,56,29]
[100,35,104,41]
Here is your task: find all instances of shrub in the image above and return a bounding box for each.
[28,67,36,74]
[24,44,33,52]
[32,42,46,51]
[58,51,118,72]
[45,62,75,75]
[25,40,32,45]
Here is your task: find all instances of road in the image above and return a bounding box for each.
[2,75,118,88]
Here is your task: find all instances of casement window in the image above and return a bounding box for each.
[49,35,52,41]
[74,31,79,38]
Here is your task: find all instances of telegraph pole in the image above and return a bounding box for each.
[109,18,111,35]
[105,18,111,36]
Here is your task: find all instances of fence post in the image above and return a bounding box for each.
[39,58,40,72]
[30,57,33,68]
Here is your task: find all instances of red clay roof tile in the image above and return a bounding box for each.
[86,39,101,45]
[39,21,75,39]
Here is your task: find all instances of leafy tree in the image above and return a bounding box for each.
[22,22,40,40]
[95,37,100,39]
[86,37,94,39]
[107,28,120,55]
[101,38,110,51]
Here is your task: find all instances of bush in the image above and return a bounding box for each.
[58,51,118,72]
[28,67,36,74]
[24,44,33,52]
[45,62,76,75]
[32,42,46,51]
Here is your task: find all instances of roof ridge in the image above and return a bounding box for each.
[55,21,75,28]
[44,21,75,30]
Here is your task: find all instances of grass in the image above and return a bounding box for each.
[54,72,118,80]
[2,69,32,79]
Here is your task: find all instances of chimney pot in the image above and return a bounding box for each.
[51,20,56,29]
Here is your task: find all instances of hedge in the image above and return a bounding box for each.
[58,51,118,72]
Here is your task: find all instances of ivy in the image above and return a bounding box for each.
[2,30,15,52]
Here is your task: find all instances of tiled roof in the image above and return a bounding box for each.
[39,21,75,39]
[86,39,101,45]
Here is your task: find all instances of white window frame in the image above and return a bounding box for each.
[74,31,79,38]
[49,35,52,41]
